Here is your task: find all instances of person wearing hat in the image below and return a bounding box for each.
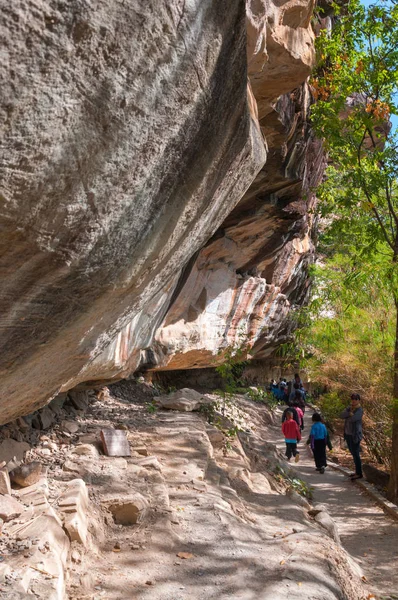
[340,393,363,479]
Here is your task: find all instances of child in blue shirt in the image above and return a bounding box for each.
[306,413,328,474]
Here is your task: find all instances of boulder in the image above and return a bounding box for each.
[68,391,90,412]
[158,388,213,412]
[0,439,30,465]
[49,393,68,416]
[39,406,56,430]
[0,0,265,424]
[71,444,99,459]
[61,420,79,434]
[0,494,25,521]
[9,462,43,488]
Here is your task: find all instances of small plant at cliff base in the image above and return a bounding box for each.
[274,465,314,499]
[199,401,244,455]
[310,0,398,501]
[246,387,280,409]
[146,400,158,414]
[215,340,250,414]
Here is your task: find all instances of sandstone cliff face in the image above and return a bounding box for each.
[150,84,326,371]
[0,0,322,422]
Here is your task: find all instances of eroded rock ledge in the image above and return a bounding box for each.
[1,0,322,422]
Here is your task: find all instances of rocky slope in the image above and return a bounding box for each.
[0,0,324,423]
[0,383,369,600]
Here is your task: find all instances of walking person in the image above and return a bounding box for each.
[282,410,301,462]
[307,413,328,473]
[281,401,300,427]
[293,401,304,430]
[289,383,305,405]
[340,393,363,480]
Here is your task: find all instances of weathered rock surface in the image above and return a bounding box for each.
[314,510,341,544]
[105,493,149,526]
[0,468,12,495]
[0,0,266,423]
[247,0,315,119]
[58,479,89,545]
[0,0,324,421]
[0,439,30,465]
[157,388,213,412]
[0,495,24,521]
[148,83,324,370]
[79,3,323,380]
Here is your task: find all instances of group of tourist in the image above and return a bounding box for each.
[279,374,363,480]
[270,373,306,404]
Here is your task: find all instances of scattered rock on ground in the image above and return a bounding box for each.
[10,462,43,487]
[71,444,99,458]
[68,391,90,412]
[157,388,213,412]
[61,420,79,434]
[39,406,56,430]
[0,439,30,465]
[49,393,67,415]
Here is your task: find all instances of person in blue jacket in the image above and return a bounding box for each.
[307,412,328,474]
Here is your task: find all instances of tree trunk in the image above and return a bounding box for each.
[387,301,398,503]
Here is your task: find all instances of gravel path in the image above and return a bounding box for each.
[268,415,398,600]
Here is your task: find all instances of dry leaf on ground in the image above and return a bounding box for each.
[177,552,194,559]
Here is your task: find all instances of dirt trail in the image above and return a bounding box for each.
[267,413,398,599]
[63,389,368,600]
[5,384,394,600]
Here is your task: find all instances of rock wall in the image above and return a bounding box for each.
[84,0,324,378]
[150,84,326,371]
[0,0,324,423]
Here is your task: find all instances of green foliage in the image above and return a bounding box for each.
[274,465,314,499]
[304,1,398,487]
[199,400,244,455]
[315,392,346,425]
[284,249,394,465]
[311,0,398,276]
[246,387,280,409]
[268,1,398,483]
[215,344,249,396]
[146,400,158,414]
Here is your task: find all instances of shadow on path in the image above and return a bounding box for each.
[267,415,398,598]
